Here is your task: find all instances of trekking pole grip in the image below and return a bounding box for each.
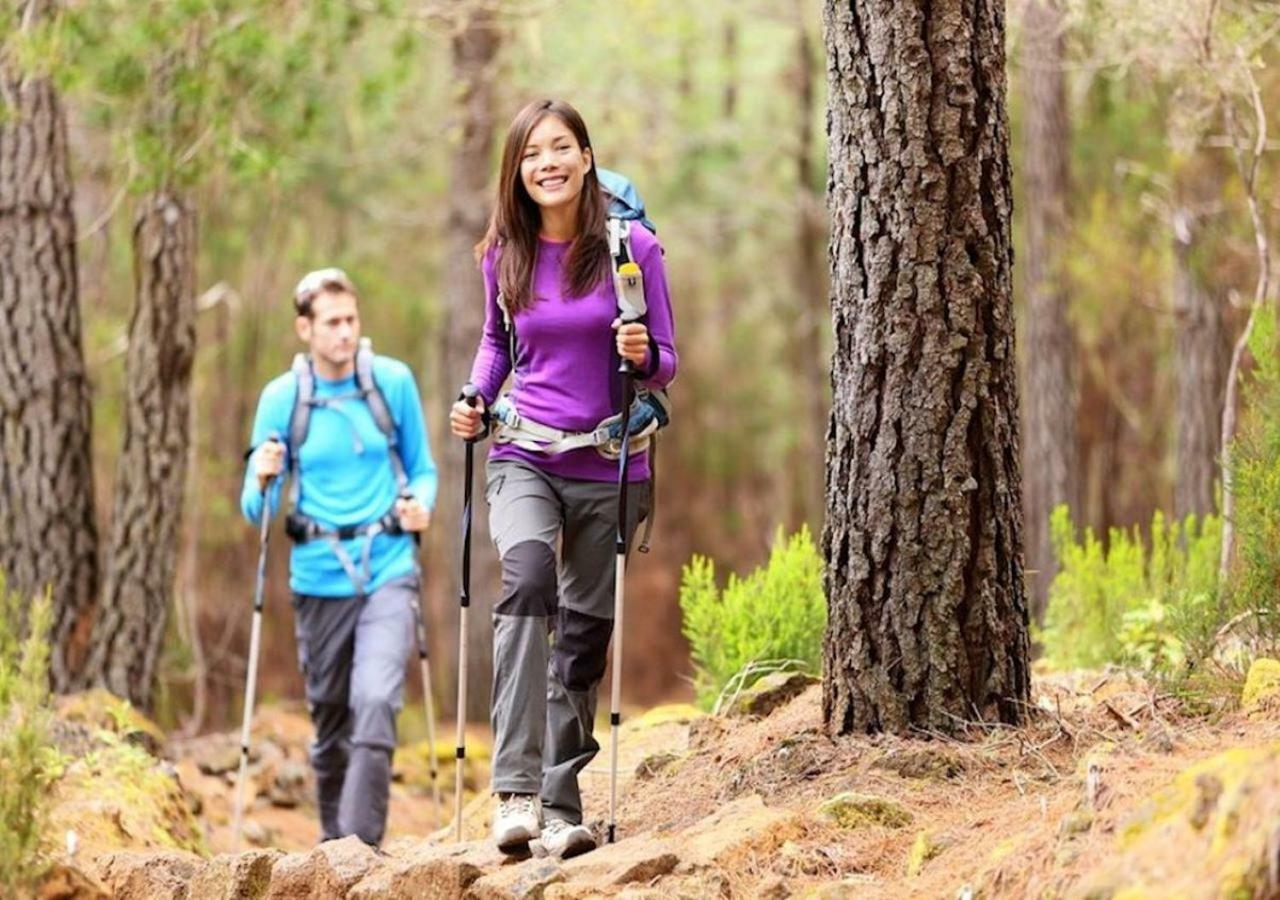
[460,383,486,442]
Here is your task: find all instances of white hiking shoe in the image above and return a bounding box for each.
[493,793,541,851]
[539,818,596,859]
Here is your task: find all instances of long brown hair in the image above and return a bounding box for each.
[475,99,611,312]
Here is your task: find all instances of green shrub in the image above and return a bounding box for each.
[679,525,825,710]
[1228,306,1280,658]
[0,575,59,895]
[1040,505,1221,674]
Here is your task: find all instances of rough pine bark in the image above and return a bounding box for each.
[434,5,501,721]
[822,0,1031,735]
[83,192,197,708]
[1172,212,1224,520]
[0,0,100,688]
[1020,0,1077,624]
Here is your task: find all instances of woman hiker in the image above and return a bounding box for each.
[449,98,678,859]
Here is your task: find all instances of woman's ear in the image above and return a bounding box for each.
[583,145,593,173]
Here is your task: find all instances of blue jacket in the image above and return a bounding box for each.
[241,355,438,598]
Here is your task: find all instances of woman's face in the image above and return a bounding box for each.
[519,114,593,215]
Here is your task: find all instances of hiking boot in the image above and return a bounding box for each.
[492,793,541,851]
[539,818,596,859]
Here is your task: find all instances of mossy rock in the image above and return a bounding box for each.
[872,746,965,780]
[816,792,912,830]
[47,742,207,859]
[906,830,949,877]
[55,690,167,756]
[725,672,818,718]
[1075,742,1280,898]
[1241,658,1280,717]
[635,750,684,780]
[631,703,704,730]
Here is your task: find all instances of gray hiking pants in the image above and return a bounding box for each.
[486,459,649,825]
[291,574,417,846]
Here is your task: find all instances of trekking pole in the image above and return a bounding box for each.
[232,436,280,851]
[455,384,481,841]
[608,320,641,845]
[400,490,443,830]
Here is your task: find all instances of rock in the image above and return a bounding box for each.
[347,840,503,899]
[560,838,680,885]
[188,850,282,900]
[38,861,111,900]
[725,672,818,718]
[269,760,312,809]
[1242,658,1280,717]
[816,792,913,830]
[93,851,202,900]
[469,859,565,898]
[241,820,280,848]
[265,836,380,899]
[196,736,247,777]
[677,795,802,866]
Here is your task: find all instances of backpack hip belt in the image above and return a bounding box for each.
[489,389,668,461]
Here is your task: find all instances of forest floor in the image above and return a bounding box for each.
[39,664,1280,898]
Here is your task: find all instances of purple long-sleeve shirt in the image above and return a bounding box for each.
[469,222,678,482]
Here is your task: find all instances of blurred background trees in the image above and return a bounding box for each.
[2,0,1278,728]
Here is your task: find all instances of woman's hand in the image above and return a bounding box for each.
[613,319,649,369]
[450,396,487,439]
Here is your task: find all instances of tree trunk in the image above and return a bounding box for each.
[1020,0,1077,624]
[433,6,501,722]
[84,192,197,709]
[822,0,1031,735]
[1172,210,1224,520]
[0,0,100,689]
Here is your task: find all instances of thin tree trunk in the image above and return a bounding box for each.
[789,18,829,529]
[0,0,100,688]
[434,6,501,722]
[84,192,197,709]
[1172,210,1224,521]
[1020,0,1077,624]
[822,0,1031,735]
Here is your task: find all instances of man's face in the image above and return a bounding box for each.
[296,290,360,372]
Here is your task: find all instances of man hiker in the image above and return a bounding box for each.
[240,267,439,847]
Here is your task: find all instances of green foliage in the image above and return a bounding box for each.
[1040,505,1221,674]
[679,526,825,710]
[0,576,60,895]
[1228,306,1280,656]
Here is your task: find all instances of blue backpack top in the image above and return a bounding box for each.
[597,167,656,234]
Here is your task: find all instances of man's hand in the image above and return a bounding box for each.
[255,439,284,492]
[396,495,431,533]
[613,318,649,368]
[450,396,487,440]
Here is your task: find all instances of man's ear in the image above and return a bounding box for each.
[295,315,311,343]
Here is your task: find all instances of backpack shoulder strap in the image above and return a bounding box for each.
[354,338,409,493]
[497,290,517,367]
[609,216,647,321]
[287,353,314,510]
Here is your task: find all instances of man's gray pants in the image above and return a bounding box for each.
[486,460,649,826]
[292,574,416,846]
